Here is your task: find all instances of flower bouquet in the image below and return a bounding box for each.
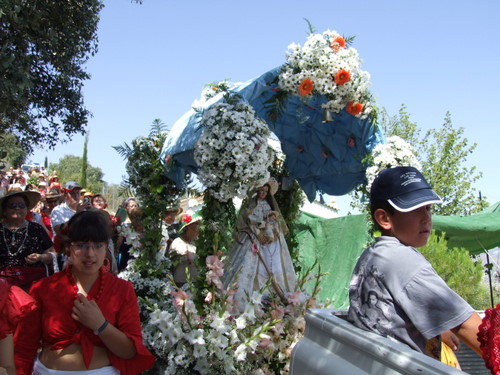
[137,250,326,375]
[278,30,374,119]
[194,97,274,202]
[365,135,421,190]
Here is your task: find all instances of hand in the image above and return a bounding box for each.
[0,366,8,375]
[72,293,106,331]
[442,330,460,351]
[25,253,43,264]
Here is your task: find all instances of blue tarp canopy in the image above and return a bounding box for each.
[160,66,384,201]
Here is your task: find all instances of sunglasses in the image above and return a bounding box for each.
[7,202,27,210]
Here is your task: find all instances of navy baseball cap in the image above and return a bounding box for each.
[370,166,442,212]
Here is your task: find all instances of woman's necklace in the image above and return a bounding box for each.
[1,221,29,256]
[66,266,105,302]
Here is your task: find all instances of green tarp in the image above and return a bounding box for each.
[297,203,500,308]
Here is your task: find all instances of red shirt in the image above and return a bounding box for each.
[14,269,154,375]
[0,278,36,340]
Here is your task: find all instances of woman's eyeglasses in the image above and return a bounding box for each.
[7,202,27,210]
[71,242,107,255]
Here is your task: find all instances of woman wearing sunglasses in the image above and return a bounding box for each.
[0,190,55,291]
[14,211,154,375]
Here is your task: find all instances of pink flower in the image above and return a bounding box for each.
[270,304,285,321]
[259,338,273,348]
[288,291,304,306]
[170,290,189,308]
[206,254,224,290]
[205,292,213,303]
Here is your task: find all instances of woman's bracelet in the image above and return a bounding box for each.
[94,319,109,335]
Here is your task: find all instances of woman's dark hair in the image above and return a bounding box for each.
[256,183,275,210]
[370,200,395,231]
[64,211,109,246]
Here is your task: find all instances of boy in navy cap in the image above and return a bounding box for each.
[348,166,481,361]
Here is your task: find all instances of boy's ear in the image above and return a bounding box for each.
[373,208,392,231]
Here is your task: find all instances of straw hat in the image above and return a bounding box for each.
[178,212,202,232]
[165,204,183,215]
[0,190,41,217]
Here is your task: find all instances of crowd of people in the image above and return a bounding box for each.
[2,164,500,374]
[0,167,159,374]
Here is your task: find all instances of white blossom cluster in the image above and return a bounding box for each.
[143,286,313,375]
[365,136,422,190]
[191,79,242,108]
[278,30,373,118]
[194,101,273,202]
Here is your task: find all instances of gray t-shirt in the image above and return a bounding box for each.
[348,236,474,358]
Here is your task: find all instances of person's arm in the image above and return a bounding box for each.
[0,334,15,375]
[72,294,136,359]
[25,246,56,265]
[451,312,482,356]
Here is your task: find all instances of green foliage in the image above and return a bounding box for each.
[80,132,89,188]
[0,132,27,169]
[114,119,189,273]
[269,157,305,271]
[376,106,487,215]
[420,112,488,215]
[49,155,104,193]
[0,0,103,153]
[193,194,236,307]
[420,231,490,309]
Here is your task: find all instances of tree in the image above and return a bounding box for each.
[81,132,89,188]
[0,0,103,153]
[375,106,487,216]
[49,155,104,194]
[0,132,28,168]
[420,112,487,216]
[420,231,490,309]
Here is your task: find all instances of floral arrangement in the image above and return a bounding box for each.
[365,135,421,190]
[120,238,326,375]
[278,30,374,119]
[194,97,274,202]
[192,79,241,108]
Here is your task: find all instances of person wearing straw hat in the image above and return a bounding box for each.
[169,212,201,287]
[0,190,55,291]
[222,178,297,310]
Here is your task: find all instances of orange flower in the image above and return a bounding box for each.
[330,36,346,52]
[298,78,314,96]
[334,69,351,85]
[346,101,364,116]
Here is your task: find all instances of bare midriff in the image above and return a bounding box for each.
[39,343,110,371]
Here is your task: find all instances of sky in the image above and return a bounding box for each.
[30,0,500,213]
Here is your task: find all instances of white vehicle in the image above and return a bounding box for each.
[290,309,485,375]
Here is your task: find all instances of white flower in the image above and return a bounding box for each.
[194,100,274,202]
[187,329,206,345]
[235,343,248,361]
[235,316,247,329]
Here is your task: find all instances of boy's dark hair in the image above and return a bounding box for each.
[61,211,109,251]
[370,200,395,232]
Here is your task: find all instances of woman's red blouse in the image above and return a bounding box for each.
[14,269,154,375]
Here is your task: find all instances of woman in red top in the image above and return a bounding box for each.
[14,211,154,375]
[0,278,36,375]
